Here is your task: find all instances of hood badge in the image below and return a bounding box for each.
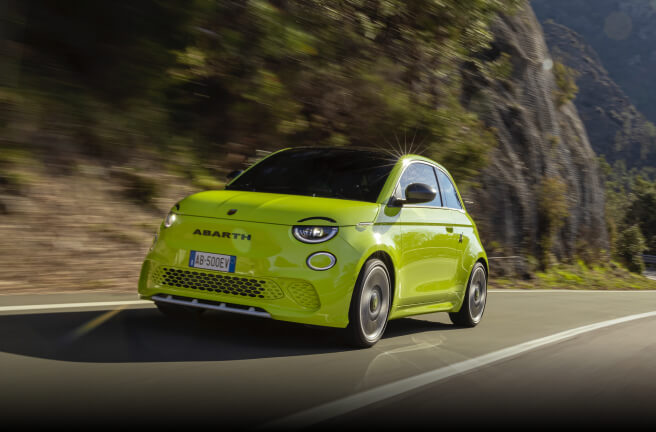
[227,209,237,215]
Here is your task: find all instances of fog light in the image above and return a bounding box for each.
[307,252,336,271]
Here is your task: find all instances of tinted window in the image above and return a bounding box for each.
[435,169,462,210]
[226,148,396,203]
[395,163,442,207]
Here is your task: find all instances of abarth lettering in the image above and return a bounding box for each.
[193,229,251,241]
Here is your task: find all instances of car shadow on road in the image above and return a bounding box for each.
[0,308,459,363]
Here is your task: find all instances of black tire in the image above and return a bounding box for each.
[155,301,205,319]
[345,258,391,348]
[449,262,487,327]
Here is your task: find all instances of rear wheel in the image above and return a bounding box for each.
[155,301,205,319]
[449,262,487,327]
[345,258,391,348]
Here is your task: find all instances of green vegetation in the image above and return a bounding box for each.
[625,178,656,253]
[615,225,647,274]
[0,0,521,191]
[552,61,579,106]
[485,53,514,82]
[600,158,656,272]
[492,260,656,290]
[111,168,159,205]
[537,176,569,268]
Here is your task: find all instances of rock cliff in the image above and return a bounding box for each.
[464,4,608,274]
[532,0,656,124]
[540,20,656,169]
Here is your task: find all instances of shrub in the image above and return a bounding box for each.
[537,176,569,268]
[112,168,158,205]
[553,61,579,106]
[615,225,647,274]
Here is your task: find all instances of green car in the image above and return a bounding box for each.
[139,147,488,347]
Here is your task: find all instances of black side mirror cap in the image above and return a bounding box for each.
[393,183,437,206]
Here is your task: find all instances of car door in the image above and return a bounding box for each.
[396,162,460,306]
[434,167,471,293]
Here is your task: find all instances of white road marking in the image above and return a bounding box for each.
[489,289,656,293]
[0,300,151,312]
[263,310,656,430]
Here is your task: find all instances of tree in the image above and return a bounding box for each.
[615,225,647,273]
[625,177,656,254]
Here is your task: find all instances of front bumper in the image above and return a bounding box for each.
[141,258,359,326]
[138,218,366,327]
[139,258,357,327]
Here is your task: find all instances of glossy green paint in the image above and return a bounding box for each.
[138,153,487,328]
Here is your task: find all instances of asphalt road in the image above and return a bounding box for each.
[1,290,656,428]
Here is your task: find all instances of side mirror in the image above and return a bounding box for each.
[394,183,437,206]
[226,170,243,181]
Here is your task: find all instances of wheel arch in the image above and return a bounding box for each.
[367,250,396,302]
[452,255,488,313]
[477,256,489,278]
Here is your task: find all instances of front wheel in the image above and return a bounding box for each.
[449,262,487,327]
[345,258,391,348]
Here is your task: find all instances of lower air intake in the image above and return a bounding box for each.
[153,266,284,300]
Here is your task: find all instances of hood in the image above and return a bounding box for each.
[176,190,380,226]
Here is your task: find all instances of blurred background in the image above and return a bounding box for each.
[1,0,655,294]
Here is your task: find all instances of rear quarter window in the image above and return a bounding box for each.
[435,169,462,210]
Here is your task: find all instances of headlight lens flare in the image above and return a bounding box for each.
[164,212,177,228]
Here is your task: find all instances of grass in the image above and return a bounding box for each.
[491,260,656,290]
[0,152,38,195]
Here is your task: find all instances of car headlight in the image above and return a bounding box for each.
[164,211,177,228]
[292,226,338,243]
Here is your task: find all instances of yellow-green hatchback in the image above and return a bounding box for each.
[139,147,488,347]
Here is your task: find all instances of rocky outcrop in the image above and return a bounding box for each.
[541,20,656,169]
[532,0,656,124]
[463,4,608,275]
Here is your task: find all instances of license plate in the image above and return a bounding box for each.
[189,250,236,273]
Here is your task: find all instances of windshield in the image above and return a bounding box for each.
[226,148,397,203]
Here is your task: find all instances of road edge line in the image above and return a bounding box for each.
[0,300,152,312]
[488,289,656,293]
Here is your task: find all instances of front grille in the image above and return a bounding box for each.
[287,282,321,310]
[152,266,284,300]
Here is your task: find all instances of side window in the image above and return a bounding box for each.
[395,163,442,207]
[435,169,462,210]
